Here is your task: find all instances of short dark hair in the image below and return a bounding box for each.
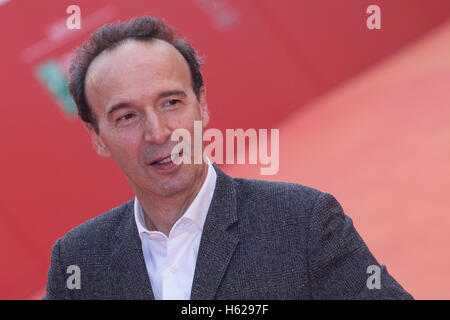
[68,16,204,133]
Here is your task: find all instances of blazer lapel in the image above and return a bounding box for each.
[190,165,239,300]
[111,200,155,300]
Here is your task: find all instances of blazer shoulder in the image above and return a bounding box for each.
[57,199,134,251]
[231,177,327,224]
[232,177,324,208]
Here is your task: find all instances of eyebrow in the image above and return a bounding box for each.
[106,90,187,116]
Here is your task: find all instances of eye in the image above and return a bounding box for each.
[117,113,135,122]
[164,99,181,107]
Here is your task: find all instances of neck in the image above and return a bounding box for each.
[135,163,209,236]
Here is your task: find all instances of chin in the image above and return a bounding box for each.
[153,173,192,197]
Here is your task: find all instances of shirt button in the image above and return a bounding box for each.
[169,265,178,274]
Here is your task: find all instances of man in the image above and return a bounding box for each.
[44,16,413,299]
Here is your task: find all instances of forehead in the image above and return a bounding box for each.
[85,39,192,111]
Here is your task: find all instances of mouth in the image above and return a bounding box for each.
[149,151,183,171]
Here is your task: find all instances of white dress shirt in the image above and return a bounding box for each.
[134,159,217,300]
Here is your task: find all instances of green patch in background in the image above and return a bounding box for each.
[35,60,77,116]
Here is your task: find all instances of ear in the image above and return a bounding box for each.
[85,122,112,158]
[198,86,209,128]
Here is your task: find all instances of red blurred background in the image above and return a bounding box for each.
[0,0,449,299]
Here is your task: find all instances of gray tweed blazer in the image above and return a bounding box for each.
[43,165,413,299]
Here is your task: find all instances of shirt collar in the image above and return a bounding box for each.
[134,158,217,238]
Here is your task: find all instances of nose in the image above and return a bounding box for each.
[143,108,171,145]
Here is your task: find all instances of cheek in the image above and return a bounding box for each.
[104,131,142,162]
[171,104,203,129]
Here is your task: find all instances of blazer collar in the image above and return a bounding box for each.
[111,164,239,300]
[111,200,155,299]
[190,164,239,299]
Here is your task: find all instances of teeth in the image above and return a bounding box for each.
[156,156,172,164]
[154,152,182,165]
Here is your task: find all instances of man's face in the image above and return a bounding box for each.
[84,39,209,198]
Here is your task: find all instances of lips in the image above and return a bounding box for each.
[151,154,172,165]
[149,151,183,166]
